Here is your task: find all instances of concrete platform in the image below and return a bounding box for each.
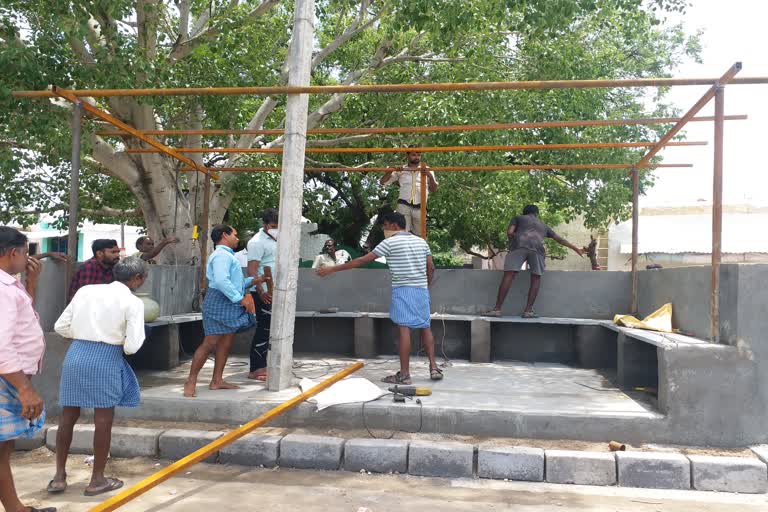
[122,355,668,443]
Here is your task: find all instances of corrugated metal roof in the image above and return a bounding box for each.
[619,214,768,254]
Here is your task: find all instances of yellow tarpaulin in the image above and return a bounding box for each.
[613,303,674,333]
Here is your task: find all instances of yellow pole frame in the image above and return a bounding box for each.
[89,361,364,512]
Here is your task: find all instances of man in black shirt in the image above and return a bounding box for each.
[485,205,583,318]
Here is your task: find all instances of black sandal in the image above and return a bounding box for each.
[430,367,444,381]
[84,477,124,497]
[381,372,412,385]
[29,507,57,512]
[46,479,67,494]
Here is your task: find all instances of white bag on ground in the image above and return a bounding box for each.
[299,377,386,411]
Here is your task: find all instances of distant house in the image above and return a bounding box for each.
[608,204,768,270]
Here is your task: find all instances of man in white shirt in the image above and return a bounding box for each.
[48,257,148,497]
[246,209,278,381]
[311,238,352,269]
[380,148,438,237]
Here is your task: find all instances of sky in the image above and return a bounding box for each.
[643,0,768,207]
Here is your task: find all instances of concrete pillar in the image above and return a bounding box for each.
[471,318,491,363]
[267,0,314,391]
[354,315,377,358]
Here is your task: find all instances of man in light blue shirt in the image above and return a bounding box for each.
[246,209,278,381]
[184,225,255,398]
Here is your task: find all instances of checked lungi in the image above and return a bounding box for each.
[59,340,140,409]
[0,376,45,442]
[202,287,255,336]
[390,286,431,329]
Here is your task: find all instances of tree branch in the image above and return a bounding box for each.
[168,0,280,62]
[311,0,384,69]
[305,157,375,168]
[460,243,498,260]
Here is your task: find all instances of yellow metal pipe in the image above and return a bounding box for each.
[89,361,365,512]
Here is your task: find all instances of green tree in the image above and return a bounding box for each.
[0,0,698,261]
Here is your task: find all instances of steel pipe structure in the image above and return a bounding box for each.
[126,141,707,155]
[94,115,748,137]
[178,163,693,173]
[13,76,768,99]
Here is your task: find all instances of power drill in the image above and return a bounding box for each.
[388,385,431,403]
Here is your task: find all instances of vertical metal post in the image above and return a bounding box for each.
[711,85,725,341]
[66,101,83,300]
[268,0,314,391]
[199,174,211,306]
[420,170,427,239]
[630,166,639,314]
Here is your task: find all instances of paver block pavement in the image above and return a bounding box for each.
[110,427,163,458]
[690,455,768,494]
[159,429,224,463]
[280,434,345,470]
[344,438,409,474]
[15,426,48,451]
[409,441,473,479]
[617,451,690,489]
[546,450,616,486]
[477,445,544,481]
[219,434,281,467]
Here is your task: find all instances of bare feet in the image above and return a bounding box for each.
[209,380,240,390]
[247,371,267,382]
[183,380,197,397]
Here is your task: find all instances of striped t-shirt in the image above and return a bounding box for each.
[373,232,431,288]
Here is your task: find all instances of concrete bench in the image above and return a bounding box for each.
[129,313,204,370]
[292,311,613,366]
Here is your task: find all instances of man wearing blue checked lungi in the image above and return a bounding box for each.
[0,227,56,512]
[184,225,256,397]
[48,257,148,497]
[317,212,445,384]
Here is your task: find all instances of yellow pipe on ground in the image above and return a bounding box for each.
[89,361,365,512]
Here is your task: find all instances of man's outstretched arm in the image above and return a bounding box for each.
[316,252,379,276]
[552,234,584,256]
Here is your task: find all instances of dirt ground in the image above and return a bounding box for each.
[11,450,768,512]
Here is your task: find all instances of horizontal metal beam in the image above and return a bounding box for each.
[126,141,707,155]
[94,115,748,137]
[13,76,768,99]
[178,163,693,173]
[50,87,216,179]
[635,62,742,169]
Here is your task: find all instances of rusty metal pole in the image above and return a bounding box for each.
[711,85,725,342]
[631,166,640,314]
[199,174,211,307]
[65,101,83,300]
[420,170,428,239]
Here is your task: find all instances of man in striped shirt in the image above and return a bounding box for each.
[317,212,444,384]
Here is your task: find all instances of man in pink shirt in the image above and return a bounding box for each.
[0,226,56,512]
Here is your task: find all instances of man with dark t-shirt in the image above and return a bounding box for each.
[485,205,583,318]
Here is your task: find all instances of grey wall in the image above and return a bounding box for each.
[33,262,200,330]
[298,269,631,319]
[637,264,741,341]
[33,260,69,332]
[135,264,200,316]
